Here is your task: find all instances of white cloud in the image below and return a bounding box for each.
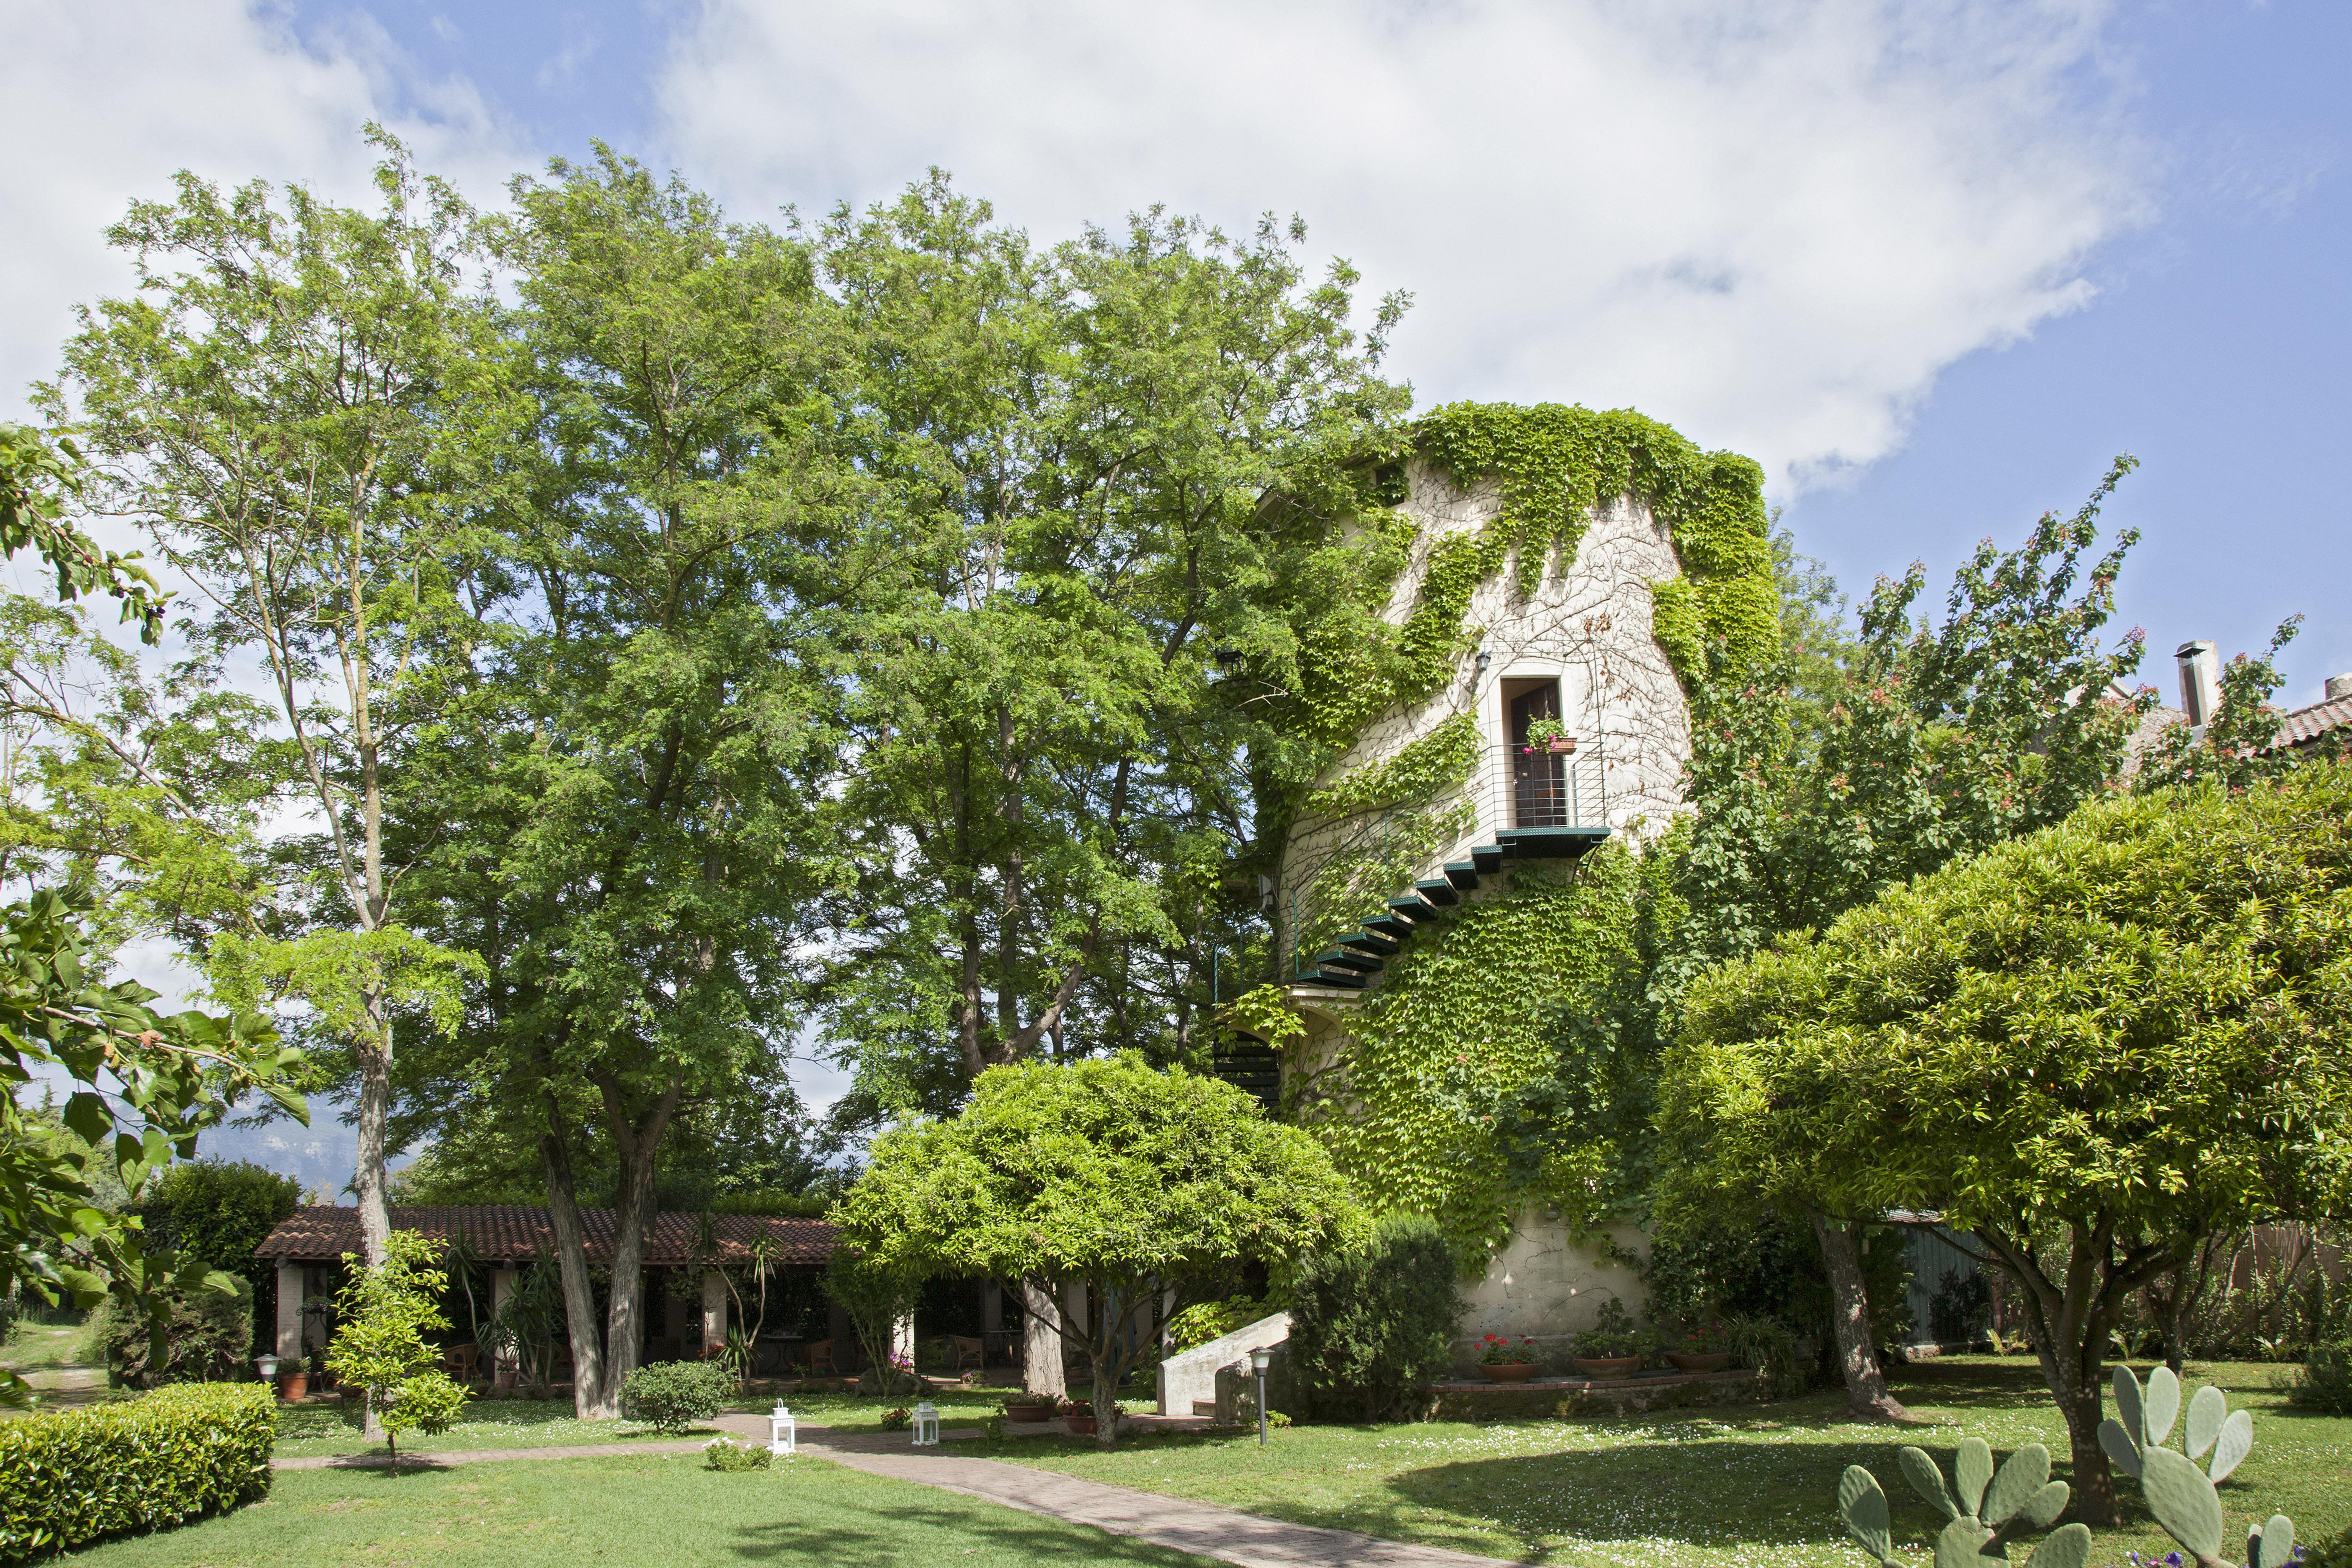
[0,0,526,422]
[654,0,2147,490]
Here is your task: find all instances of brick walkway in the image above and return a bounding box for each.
[277,1416,1500,1568]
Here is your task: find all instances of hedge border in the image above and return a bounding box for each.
[0,1381,273,1562]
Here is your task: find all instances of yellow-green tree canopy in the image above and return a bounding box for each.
[833,1052,1363,1441]
[1658,762,2352,1520]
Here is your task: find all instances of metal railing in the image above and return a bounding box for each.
[1280,738,1609,979]
[1470,739,1607,834]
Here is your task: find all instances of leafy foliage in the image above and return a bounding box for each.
[325,1230,468,1457]
[90,1272,251,1387]
[0,1381,274,1561]
[0,887,300,1408]
[619,1360,732,1435]
[2138,615,2346,794]
[1662,763,2352,1518]
[833,1052,1364,1444]
[0,423,166,644]
[1287,1214,1465,1421]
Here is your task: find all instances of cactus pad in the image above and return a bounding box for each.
[1981,1444,2051,1527]
[1901,1446,1959,1520]
[2145,1366,2181,1447]
[2099,1416,2145,1479]
[2142,1446,2225,1560]
[1934,1516,1995,1568]
[1839,1465,1893,1563]
[2210,1408,2253,1483]
[2025,1523,2093,1568]
[2011,1481,2070,1532]
[2254,1515,2295,1568]
[2114,1365,2145,1448]
[2185,1384,2227,1461]
[1953,1438,1994,1519]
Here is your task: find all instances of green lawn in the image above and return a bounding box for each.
[64,1451,1224,1568]
[998,1357,2352,1566]
[268,1383,1152,1456]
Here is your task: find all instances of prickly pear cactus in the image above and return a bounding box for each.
[2110,1368,2292,1568]
[1837,1440,2086,1568]
[2101,1366,2257,1485]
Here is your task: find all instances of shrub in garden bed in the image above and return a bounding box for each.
[0,1381,273,1561]
[619,1360,732,1434]
[703,1438,773,1471]
[1288,1214,1465,1421]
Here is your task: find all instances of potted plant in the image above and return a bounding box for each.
[1570,1300,1648,1379]
[1003,1393,1056,1424]
[1474,1333,1543,1382]
[1664,1321,1733,1374]
[1523,717,1576,755]
[1062,1395,1098,1436]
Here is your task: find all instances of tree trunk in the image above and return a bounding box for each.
[1021,1277,1066,1400]
[352,1004,392,1442]
[1811,1210,1910,1421]
[592,1073,682,1420]
[541,1112,607,1419]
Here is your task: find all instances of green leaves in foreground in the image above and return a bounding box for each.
[1838,1439,2084,1568]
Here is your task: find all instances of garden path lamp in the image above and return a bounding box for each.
[1250,1347,1272,1447]
[767,1403,796,1457]
[254,1354,280,1398]
[912,1401,941,1447]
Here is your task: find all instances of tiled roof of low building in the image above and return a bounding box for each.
[2275,693,2352,751]
[253,1204,837,1268]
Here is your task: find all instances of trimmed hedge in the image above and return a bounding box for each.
[0,1382,273,1562]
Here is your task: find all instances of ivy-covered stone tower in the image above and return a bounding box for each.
[1254,402,1777,1366]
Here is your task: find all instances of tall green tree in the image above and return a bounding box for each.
[40,137,491,1271]
[388,150,859,1418]
[833,1053,1364,1445]
[1658,764,2352,1522]
[0,425,304,1408]
[1644,461,2152,1420]
[812,178,1411,1123]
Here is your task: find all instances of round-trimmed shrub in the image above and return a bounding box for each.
[1287,1213,1465,1422]
[619,1360,732,1434]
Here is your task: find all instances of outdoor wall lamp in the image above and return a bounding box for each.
[1475,648,1492,673]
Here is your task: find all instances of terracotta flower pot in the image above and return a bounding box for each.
[1003,1403,1055,1424]
[1476,1362,1542,1382]
[1666,1351,1732,1373]
[1548,738,1577,754]
[276,1372,308,1402]
[1063,1411,1098,1436]
[1572,1355,1643,1379]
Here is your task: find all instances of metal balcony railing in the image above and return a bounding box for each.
[1277,738,1611,988]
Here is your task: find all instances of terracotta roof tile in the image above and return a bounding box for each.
[2275,694,2352,750]
[253,1205,836,1269]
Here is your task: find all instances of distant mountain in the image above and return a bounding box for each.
[199,1099,415,1201]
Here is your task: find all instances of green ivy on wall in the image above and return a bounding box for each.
[1300,401,1778,749]
[1303,713,1479,819]
[1298,847,1651,1253]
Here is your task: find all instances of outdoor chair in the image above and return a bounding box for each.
[948,1335,985,1376]
[798,1338,837,1377]
[444,1344,482,1382]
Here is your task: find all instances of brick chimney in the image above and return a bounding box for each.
[2175,640,2220,729]
[2328,673,2352,703]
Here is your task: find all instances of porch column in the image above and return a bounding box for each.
[275,1260,305,1361]
[891,1312,916,1371]
[489,1268,518,1380]
[701,1269,728,1354]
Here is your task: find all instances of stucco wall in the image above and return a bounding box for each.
[1452,1213,1650,1370]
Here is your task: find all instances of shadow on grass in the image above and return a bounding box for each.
[726,1498,1207,1565]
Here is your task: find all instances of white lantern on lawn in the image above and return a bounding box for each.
[911,1400,940,1447]
[767,1402,796,1456]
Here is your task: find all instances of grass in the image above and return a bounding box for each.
[267,1382,1155,1456]
[997,1357,2352,1567]
[0,1321,87,1372]
[62,1450,1228,1568]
